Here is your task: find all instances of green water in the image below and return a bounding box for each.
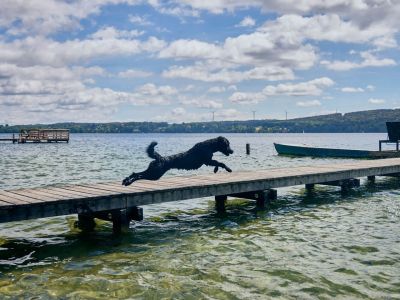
[0,133,399,299]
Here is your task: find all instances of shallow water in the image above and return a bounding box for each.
[0,133,399,299]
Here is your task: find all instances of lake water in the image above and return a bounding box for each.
[0,133,399,299]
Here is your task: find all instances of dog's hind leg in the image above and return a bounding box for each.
[206,160,232,173]
[122,161,168,186]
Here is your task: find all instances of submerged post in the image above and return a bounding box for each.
[246,143,250,155]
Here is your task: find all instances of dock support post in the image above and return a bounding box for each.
[263,189,277,206]
[305,183,315,191]
[111,209,130,234]
[227,189,277,209]
[215,195,227,214]
[340,179,360,192]
[78,206,143,234]
[77,213,96,231]
[315,179,360,191]
[367,176,375,184]
[108,207,143,234]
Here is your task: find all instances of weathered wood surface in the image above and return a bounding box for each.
[2,158,400,223]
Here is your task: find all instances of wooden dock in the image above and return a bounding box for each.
[1,158,400,233]
[0,129,69,143]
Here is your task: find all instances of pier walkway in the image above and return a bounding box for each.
[1,158,400,233]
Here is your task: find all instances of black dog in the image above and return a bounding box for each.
[122,136,233,186]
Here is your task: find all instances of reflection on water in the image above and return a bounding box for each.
[0,133,399,299]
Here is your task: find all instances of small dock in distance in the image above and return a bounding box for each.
[1,158,400,233]
[0,129,69,143]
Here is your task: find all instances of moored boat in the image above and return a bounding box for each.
[274,143,400,159]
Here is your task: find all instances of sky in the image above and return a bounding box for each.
[0,0,399,124]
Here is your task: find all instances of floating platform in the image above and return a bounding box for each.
[0,129,69,143]
[1,158,400,233]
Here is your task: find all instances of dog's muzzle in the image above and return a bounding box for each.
[225,148,234,155]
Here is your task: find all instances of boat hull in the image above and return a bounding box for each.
[274,143,400,159]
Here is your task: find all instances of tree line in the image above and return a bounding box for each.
[1,109,399,134]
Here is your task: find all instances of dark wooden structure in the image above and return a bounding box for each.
[0,129,69,143]
[379,121,400,151]
[1,158,400,233]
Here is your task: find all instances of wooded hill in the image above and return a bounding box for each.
[1,109,399,134]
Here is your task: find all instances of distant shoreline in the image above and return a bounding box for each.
[1,108,399,134]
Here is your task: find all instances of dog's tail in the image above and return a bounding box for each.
[146,141,162,160]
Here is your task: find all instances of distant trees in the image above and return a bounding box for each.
[1,109,399,134]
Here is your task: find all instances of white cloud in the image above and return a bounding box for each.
[341,87,364,93]
[208,86,226,93]
[159,39,223,60]
[236,16,256,27]
[117,69,153,78]
[229,77,334,105]
[296,100,321,107]
[159,12,398,83]
[91,26,144,39]
[128,14,153,26]
[263,77,335,96]
[0,67,181,124]
[163,64,294,83]
[229,92,265,104]
[153,0,368,15]
[366,85,375,91]
[0,35,166,67]
[181,99,223,109]
[321,51,396,71]
[136,83,178,96]
[154,107,246,122]
[368,98,385,104]
[0,0,143,36]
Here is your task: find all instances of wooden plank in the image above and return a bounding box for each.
[38,187,95,199]
[80,182,148,194]
[10,189,61,202]
[0,190,41,204]
[0,192,30,205]
[23,188,71,201]
[61,185,119,196]
[0,196,15,206]
[106,181,174,191]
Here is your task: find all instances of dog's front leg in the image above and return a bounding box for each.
[122,172,142,186]
[207,160,232,173]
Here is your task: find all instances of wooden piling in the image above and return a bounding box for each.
[215,195,227,214]
[246,143,250,155]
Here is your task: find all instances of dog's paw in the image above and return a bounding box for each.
[122,177,132,186]
[225,167,232,172]
[214,166,219,173]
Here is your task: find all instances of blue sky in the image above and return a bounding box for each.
[0,0,399,124]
